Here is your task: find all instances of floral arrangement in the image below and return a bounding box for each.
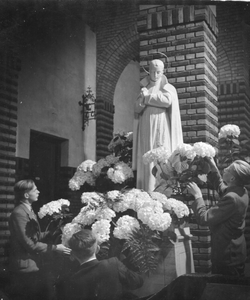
[61,188,189,274]
[38,199,70,219]
[143,142,216,195]
[218,124,250,166]
[69,132,134,193]
[38,199,73,241]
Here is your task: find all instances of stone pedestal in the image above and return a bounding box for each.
[133,227,194,298]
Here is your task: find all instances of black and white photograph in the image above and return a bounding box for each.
[1,0,250,299]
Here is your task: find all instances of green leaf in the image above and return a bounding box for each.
[232,138,240,145]
[122,225,161,274]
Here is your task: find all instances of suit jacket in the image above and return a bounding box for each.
[8,203,54,273]
[57,257,143,300]
[192,170,249,268]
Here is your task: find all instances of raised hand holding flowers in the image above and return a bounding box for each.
[144,142,216,195]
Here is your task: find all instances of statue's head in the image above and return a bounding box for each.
[149,59,164,82]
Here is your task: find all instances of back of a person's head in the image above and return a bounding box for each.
[231,160,250,186]
[69,229,97,259]
[14,179,35,204]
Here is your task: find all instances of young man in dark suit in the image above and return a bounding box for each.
[57,229,143,300]
[187,159,250,277]
[8,179,71,300]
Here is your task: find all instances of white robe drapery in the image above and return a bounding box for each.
[132,75,183,192]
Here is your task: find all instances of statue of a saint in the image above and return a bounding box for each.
[132,59,183,192]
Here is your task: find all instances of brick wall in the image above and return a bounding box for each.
[0,49,20,266]
[217,3,250,259]
[95,1,139,160]
[138,4,218,273]
[217,3,250,140]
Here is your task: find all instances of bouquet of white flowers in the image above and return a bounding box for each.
[218,124,250,166]
[38,198,73,242]
[61,189,189,274]
[69,132,135,193]
[143,142,216,195]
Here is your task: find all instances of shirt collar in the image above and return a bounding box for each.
[21,201,33,211]
[80,257,96,266]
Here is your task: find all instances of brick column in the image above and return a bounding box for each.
[217,3,250,259]
[0,49,20,265]
[138,4,218,273]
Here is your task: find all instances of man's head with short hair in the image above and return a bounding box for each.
[14,179,35,204]
[230,160,250,186]
[224,160,250,186]
[69,229,98,261]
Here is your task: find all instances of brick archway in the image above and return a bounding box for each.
[96,25,139,159]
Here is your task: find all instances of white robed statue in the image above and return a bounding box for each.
[132,58,183,192]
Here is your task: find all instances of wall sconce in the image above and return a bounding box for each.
[79,86,96,131]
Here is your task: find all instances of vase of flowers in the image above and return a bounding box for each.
[62,189,189,267]
[66,132,202,297]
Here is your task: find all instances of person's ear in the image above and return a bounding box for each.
[24,193,29,199]
[230,174,236,182]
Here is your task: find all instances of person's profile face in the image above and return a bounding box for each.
[26,184,40,203]
[149,66,163,82]
[222,165,235,184]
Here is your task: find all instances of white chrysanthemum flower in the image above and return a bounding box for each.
[81,192,105,206]
[149,213,172,231]
[113,215,140,240]
[112,195,132,213]
[72,206,96,226]
[107,162,134,184]
[92,155,120,177]
[149,191,171,209]
[61,223,82,246]
[106,190,121,201]
[38,199,70,219]
[138,205,171,231]
[95,207,116,221]
[68,179,81,191]
[91,219,111,244]
[127,189,153,212]
[77,160,96,172]
[175,144,196,160]
[218,124,240,139]
[68,169,89,190]
[166,198,190,218]
[143,146,170,164]
[193,142,216,158]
